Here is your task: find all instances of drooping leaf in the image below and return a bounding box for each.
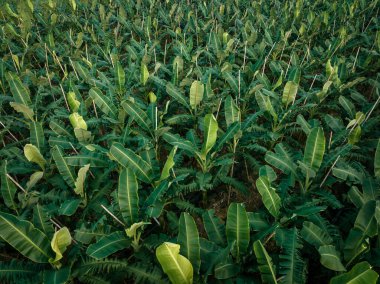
[178,213,201,273]
[118,168,139,226]
[226,203,250,258]
[0,212,53,263]
[253,240,277,284]
[156,242,193,284]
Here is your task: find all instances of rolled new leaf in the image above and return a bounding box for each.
[156,242,193,284]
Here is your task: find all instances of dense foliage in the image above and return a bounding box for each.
[0,0,380,283]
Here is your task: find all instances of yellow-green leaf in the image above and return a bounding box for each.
[141,63,149,86]
[189,80,204,110]
[156,242,193,284]
[74,164,90,197]
[9,102,34,120]
[49,227,72,265]
[24,144,46,170]
[67,92,80,112]
[69,112,87,130]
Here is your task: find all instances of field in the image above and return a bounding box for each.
[0,0,379,283]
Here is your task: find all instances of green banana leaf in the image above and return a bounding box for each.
[121,100,152,132]
[330,261,378,284]
[29,121,45,150]
[300,221,333,248]
[202,209,226,247]
[201,114,218,159]
[375,139,380,177]
[89,87,117,118]
[5,72,31,106]
[110,143,153,183]
[0,212,53,263]
[303,127,325,172]
[118,168,139,226]
[256,176,281,218]
[253,240,277,284]
[86,231,130,260]
[51,146,76,187]
[224,95,240,127]
[178,212,201,273]
[226,203,250,258]
[0,161,17,212]
[318,245,346,272]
